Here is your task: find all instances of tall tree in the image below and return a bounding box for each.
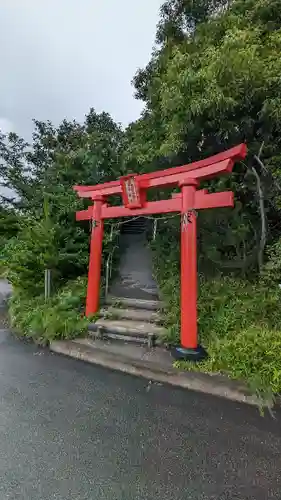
[0,109,124,291]
[127,0,281,273]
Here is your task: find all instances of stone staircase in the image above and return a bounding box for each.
[0,279,12,330]
[89,296,164,347]
[109,217,159,300]
[89,217,165,347]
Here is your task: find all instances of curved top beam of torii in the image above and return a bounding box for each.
[74,143,247,200]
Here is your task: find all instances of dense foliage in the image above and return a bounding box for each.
[9,277,89,344]
[2,0,281,398]
[0,109,123,338]
[129,0,281,276]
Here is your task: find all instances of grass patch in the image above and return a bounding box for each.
[9,276,90,345]
[180,325,281,402]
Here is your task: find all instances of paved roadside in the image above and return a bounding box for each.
[0,330,280,499]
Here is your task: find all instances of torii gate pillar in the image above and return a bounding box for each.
[86,196,104,316]
[178,178,203,359]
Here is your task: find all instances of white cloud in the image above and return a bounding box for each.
[0,0,163,138]
[0,118,13,135]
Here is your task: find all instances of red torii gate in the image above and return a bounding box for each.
[74,143,247,360]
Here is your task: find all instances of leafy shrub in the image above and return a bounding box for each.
[150,226,180,342]
[1,205,120,344]
[1,201,67,303]
[9,276,90,344]
[198,276,281,342]
[176,325,281,405]
[261,239,281,286]
[207,326,281,398]
[1,210,59,295]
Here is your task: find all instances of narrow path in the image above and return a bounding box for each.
[0,279,11,329]
[109,218,159,301]
[0,330,280,499]
[0,278,12,301]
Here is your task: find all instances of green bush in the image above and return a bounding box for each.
[1,202,120,343]
[1,209,60,295]
[205,326,281,397]
[262,239,281,286]
[175,324,281,404]
[198,277,281,341]
[150,228,180,342]
[9,276,90,344]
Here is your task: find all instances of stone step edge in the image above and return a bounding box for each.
[88,319,165,348]
[90,332,160,347]
[89,319,164,337]
[99,307,161,323]
[105,296,163,311]
[52,339,174,377]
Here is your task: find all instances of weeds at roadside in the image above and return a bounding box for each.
[9,276,89,345]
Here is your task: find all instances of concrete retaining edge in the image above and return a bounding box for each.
[50,340,265,407]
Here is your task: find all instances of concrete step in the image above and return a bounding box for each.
[107,286,159,301]
[100,306,161,323]
[121,217,147,235]
[105,296,162,311]
[121,228,146,234]
[89,318,165,346]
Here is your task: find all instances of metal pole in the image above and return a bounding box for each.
[44,269,51,300]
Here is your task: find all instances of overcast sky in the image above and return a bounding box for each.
[0,0,163,139]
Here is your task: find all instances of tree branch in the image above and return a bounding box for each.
[241,156,267,272]
[251,164,266,271]
[253,154,281,194]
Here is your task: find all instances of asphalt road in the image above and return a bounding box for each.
[0,330,280,499]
